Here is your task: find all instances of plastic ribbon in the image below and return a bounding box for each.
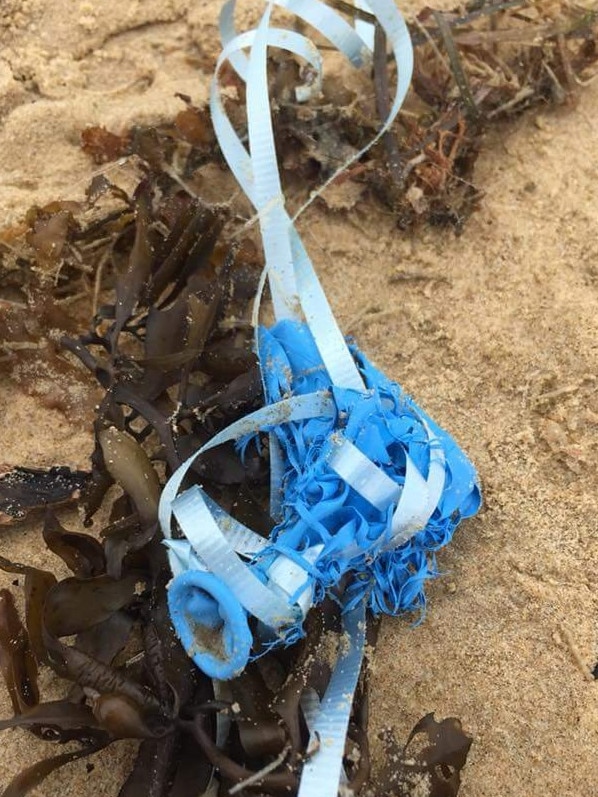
[159,0,481,792]
[297,600,366,797]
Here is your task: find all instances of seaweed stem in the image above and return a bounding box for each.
[373,24,404,190]
[432,9,482,121]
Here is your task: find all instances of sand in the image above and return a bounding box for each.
[0,1,597,796]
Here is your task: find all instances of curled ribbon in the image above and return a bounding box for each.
[159,1,481,793]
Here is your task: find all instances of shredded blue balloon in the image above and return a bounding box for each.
[252,319,481,617]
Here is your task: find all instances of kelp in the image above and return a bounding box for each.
[0,590,38,715]
[375,713,474,797]
[0,148,473,793]
[42,512,106,579]
[0,467,89,525]
[0,165,352,794]
[0,547,385,795]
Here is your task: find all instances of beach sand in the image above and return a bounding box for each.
[0,1,597,795]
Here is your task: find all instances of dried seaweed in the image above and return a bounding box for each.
[0,159,427,792]
[0,160,372,793]
[58,0,598,233]
[0,467,89,524]
[375,713,474,797]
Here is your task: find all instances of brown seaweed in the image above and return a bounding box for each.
[0,590,39,715]
[1,742,110,797]
[66,0,598,232]
[376,713,474,797]
[43,511,106,578]
[0,467,89,524]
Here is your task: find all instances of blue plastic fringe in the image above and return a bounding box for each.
[256,319,480,615]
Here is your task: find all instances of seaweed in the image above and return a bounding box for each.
[0,142,354,795]
[376,713,474,797]
[0,589,38,715]
[0,467,89,524]
[0,128,474,792]
[65,0,598,232]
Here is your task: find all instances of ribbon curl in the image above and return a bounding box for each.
[159,1,481,793]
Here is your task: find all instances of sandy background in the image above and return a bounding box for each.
[1,1,597,795]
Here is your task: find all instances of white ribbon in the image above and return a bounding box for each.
[297,599,367,797]
[159,2,421,793]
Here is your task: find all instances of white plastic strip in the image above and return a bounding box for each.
[163,490,268,577]
[390,452,430,544]
[299,687,349,786]
[355,0,375,49]
[299,687,321,733]
[210,28,322,208]
[280,0,371,67]
[219,0,371,80]
[290,228,365,391]
[202,489,269,555]
[158,390,336,539]
[211,0,391,389]
[163,538,199,578]
[246,5,298,319]
[297,599,366,797]
[291,0,413,221]
[268,431,285,521]
[266,543,322,617]
[422,423,447,515]
[211,12,327,319]
[328,437,400,511]
[172,486,299,631]
[390,427,447,546]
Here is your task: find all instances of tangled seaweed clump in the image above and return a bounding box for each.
[0,126,472,795]
[80,1,598,231]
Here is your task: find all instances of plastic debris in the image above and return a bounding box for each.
[159,1,481,793]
